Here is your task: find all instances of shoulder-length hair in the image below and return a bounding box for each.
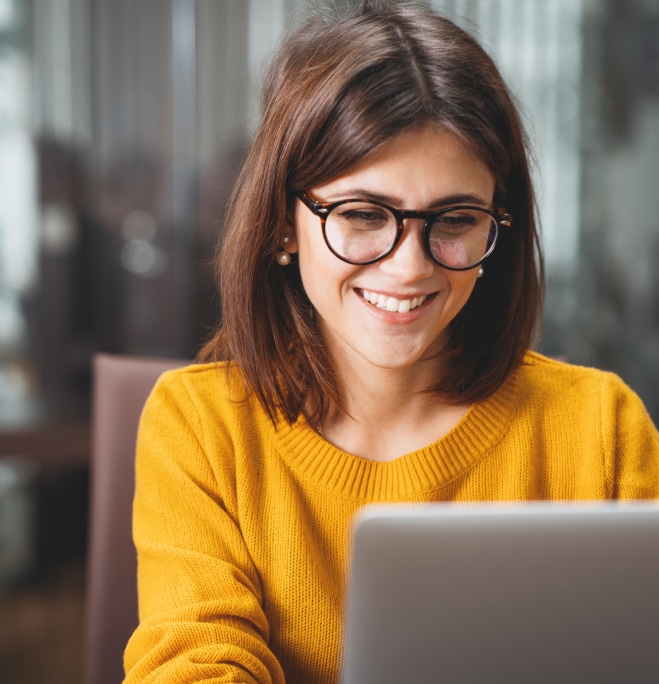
[199,0,544,425]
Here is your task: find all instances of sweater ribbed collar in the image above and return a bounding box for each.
[273,363,519,501]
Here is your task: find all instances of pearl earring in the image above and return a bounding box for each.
[276,250,291,266]
[477,266,485,278]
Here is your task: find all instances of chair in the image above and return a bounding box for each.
[84,354,188,684]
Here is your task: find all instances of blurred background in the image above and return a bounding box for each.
[0,0,657,681]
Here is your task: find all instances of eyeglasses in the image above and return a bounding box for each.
[296,191,512,271]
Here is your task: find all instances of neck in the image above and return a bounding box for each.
[317,346,468,462]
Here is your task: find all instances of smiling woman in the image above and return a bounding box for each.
[286,126,496,454]
[123,1,659,683]
[207,4,542,427]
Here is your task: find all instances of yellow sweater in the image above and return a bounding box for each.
[123,352,659,683]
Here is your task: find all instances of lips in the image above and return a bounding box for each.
[360,289,429,313]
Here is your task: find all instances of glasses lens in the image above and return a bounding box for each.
[324,201,397,263]
[428,208,497,269]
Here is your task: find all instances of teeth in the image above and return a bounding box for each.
[362,290,427,313]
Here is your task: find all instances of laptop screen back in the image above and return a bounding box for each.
[341,503,659,684]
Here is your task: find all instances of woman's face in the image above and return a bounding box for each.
[288,125,496,375]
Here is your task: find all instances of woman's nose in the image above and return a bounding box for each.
[378,219,435,281]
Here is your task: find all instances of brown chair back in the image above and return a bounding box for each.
[84,354,187,684]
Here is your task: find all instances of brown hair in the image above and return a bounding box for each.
[199,0,544,424]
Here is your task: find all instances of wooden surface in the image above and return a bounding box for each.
[0,422,90,466]
[0,391,90,466]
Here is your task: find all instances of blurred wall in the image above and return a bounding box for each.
[0,0,656,422]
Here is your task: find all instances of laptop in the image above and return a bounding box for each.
[341,502,659,684]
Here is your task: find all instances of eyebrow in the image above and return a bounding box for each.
[320,188,492,209]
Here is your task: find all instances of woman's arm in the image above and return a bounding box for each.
[123,371,285,683]
[604,372,659,499]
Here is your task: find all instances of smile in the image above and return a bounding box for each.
[360,289,428,313]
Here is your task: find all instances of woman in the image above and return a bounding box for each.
[123,2,659,682]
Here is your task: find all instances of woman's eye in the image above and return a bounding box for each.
[335,206,390,226]
[438,215,475,227]
[433,213,480,234]
[348,211,386,221]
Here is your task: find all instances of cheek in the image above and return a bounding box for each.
[296,229,322,285]
[296,235,329,305]
[297,241,361,317]
[446,272,479,303]
[296,217,348,285]
[294,209,323,266]
[298,251,352,299]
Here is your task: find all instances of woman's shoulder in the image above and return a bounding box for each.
[146,360,259,421]
[521,350,625,385]
[518,350,651,414]
[154,360,245,392]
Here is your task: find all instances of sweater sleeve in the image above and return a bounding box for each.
[602,372,659,499]
[123,371,286,683]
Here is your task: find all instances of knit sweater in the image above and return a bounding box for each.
[123,351,659,683]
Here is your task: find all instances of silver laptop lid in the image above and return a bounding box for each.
[342,502,659,684]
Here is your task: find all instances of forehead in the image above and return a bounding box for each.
[310,125,495,207]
